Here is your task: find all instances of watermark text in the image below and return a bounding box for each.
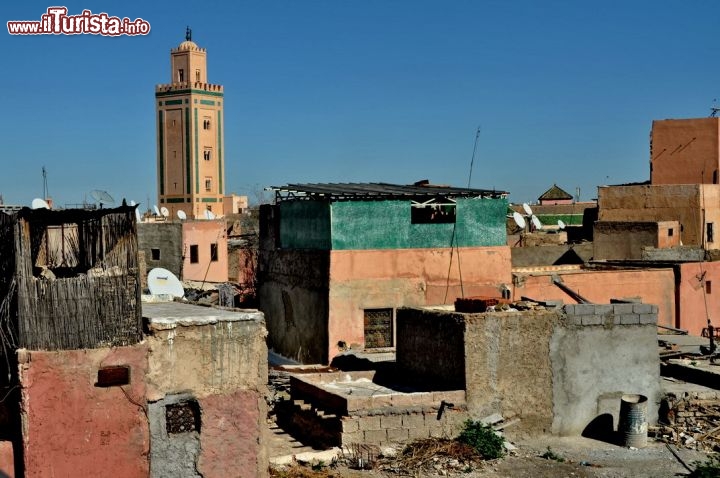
[8,7,150,36]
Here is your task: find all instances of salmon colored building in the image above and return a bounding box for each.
[258,182,512,364]
[651,117,720,185]
[182,219,228,283]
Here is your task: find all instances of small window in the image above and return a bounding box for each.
[178,69,184,82]
[189,245,199,264]
[210,243,218,262]
[364,308,393,348]
[195,69,201,82]
[205,178,212,192]
[668,228,674,237]
[151,248,160,260]
[708,223,714,244]
[166,400,200,434]
[714,170,718,184]
[707,281,713,294]
[203,149,212,161]
[203,118,211,130]
[411,202,456,224]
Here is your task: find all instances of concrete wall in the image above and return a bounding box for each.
[593,221,679,260]
[327,246,511,361]
[279,200,331,250]
[18,346,150,478]
[651,118,720,185]
[677,261,720,335]
[144,303,268,478]
[511,243,593,267]
[512,268,675,329]
[258,248,330,363]
[182,219,228,283]
[330,197,508,249]
[138,222,184,281]
[598,184,720,250]
[396,305,660,437]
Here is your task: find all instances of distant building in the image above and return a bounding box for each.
[538,184,573,205]
[650,117,720,185]
[258,182,512,363]
[155,31,226,219]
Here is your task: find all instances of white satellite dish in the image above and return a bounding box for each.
[160,207,169,218]
[204,209,216,220]
[89,189,115,206]
[129,200,136,207]
[147,267,184,298]
[177,210,187,220]
[531,215,543,230]
[512,211,526,229]
[522,203,533,216]
[135,207,142,222]
[153,205,161,217]
[31,198,50,209]
[558,219,566,230]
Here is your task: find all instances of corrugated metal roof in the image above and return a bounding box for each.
[270,182,508,201]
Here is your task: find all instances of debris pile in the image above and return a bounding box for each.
[455,296,559,314]
[652,394,720,452]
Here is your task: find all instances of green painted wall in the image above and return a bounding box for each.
[330,198,508,250]
[279,201,331,249]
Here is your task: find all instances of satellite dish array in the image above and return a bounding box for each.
[512,203,544,232]
[31,198,50,210]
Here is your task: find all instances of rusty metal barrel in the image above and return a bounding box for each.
[618,394,648,448]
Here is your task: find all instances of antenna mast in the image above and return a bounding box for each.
[467,126,481,188]
[42,166,49,199]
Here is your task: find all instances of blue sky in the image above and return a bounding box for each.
[2,1,719,208]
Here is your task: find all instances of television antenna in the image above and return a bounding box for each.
[531,215,543,230]
[522,203,533,216]
[147,267,184,298]
[153,205,161,217]
[204,209,216,220]
[177,210,187,220]
[512,211,526,230]
[558,219,566,230]
[712,99,719,118]
[31,198,50,210]
[160,206,169,218]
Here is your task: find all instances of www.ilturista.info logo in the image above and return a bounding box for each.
[7,7,150,36]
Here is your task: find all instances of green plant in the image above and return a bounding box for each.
[689,454,720,478]
[540,447,565,462]
[457,420,505,460]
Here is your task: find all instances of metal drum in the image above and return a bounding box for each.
[618,394,648,448]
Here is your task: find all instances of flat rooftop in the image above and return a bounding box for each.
[142,302,264,331]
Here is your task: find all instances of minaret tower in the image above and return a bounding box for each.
[155,27,225,219]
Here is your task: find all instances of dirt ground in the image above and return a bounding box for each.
[271,434,712,478]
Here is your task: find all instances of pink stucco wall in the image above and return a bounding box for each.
[0,441,13,478]
[197,390,265,477]
[513,268,676,329]
[182,220,228,283]
[678,261,720,335]
[327,246,511,360]
[19,346,149,478]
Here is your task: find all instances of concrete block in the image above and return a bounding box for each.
[566,314,583,326]
[639,314,657,325]
[346,397,367,413]
[380,415,403,429]
[603,313,621,326]
[341,431,364,445]
[650,305,659,314]
[370,394,393,408]
[341,418,359,433]
[613,304,635,315]
[402,413,425,429]
[408,425,429,440]
[574,304,598,315]
[620,314,640,325]
[563,304,576,315]
[632,304,653,314]
[432,390,466,405]
[358,416,382,431]
[363,429,387,445]
[390,393,415,407]
[581,315,602,326]
[386,427,410,443]
[593,304,614,316]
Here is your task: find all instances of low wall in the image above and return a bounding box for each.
[396,304,660,437]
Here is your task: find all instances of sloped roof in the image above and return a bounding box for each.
[539,184,573,201]
[270,182,509,202]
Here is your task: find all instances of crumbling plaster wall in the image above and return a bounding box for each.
[651,118,720,185]
[18,345,150,478]
[137,222,183,281]
[258,249,330,364]
[396,306,660,437]
[593,221,667,261]
[144,304,269,478]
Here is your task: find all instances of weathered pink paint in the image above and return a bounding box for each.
[327,246,512,360]
[182,219,228,283]
[514,268,676,329]
[19,345,149,478]
[0,441,13,478]
[677,261,720,335]
[197,390,266,478]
